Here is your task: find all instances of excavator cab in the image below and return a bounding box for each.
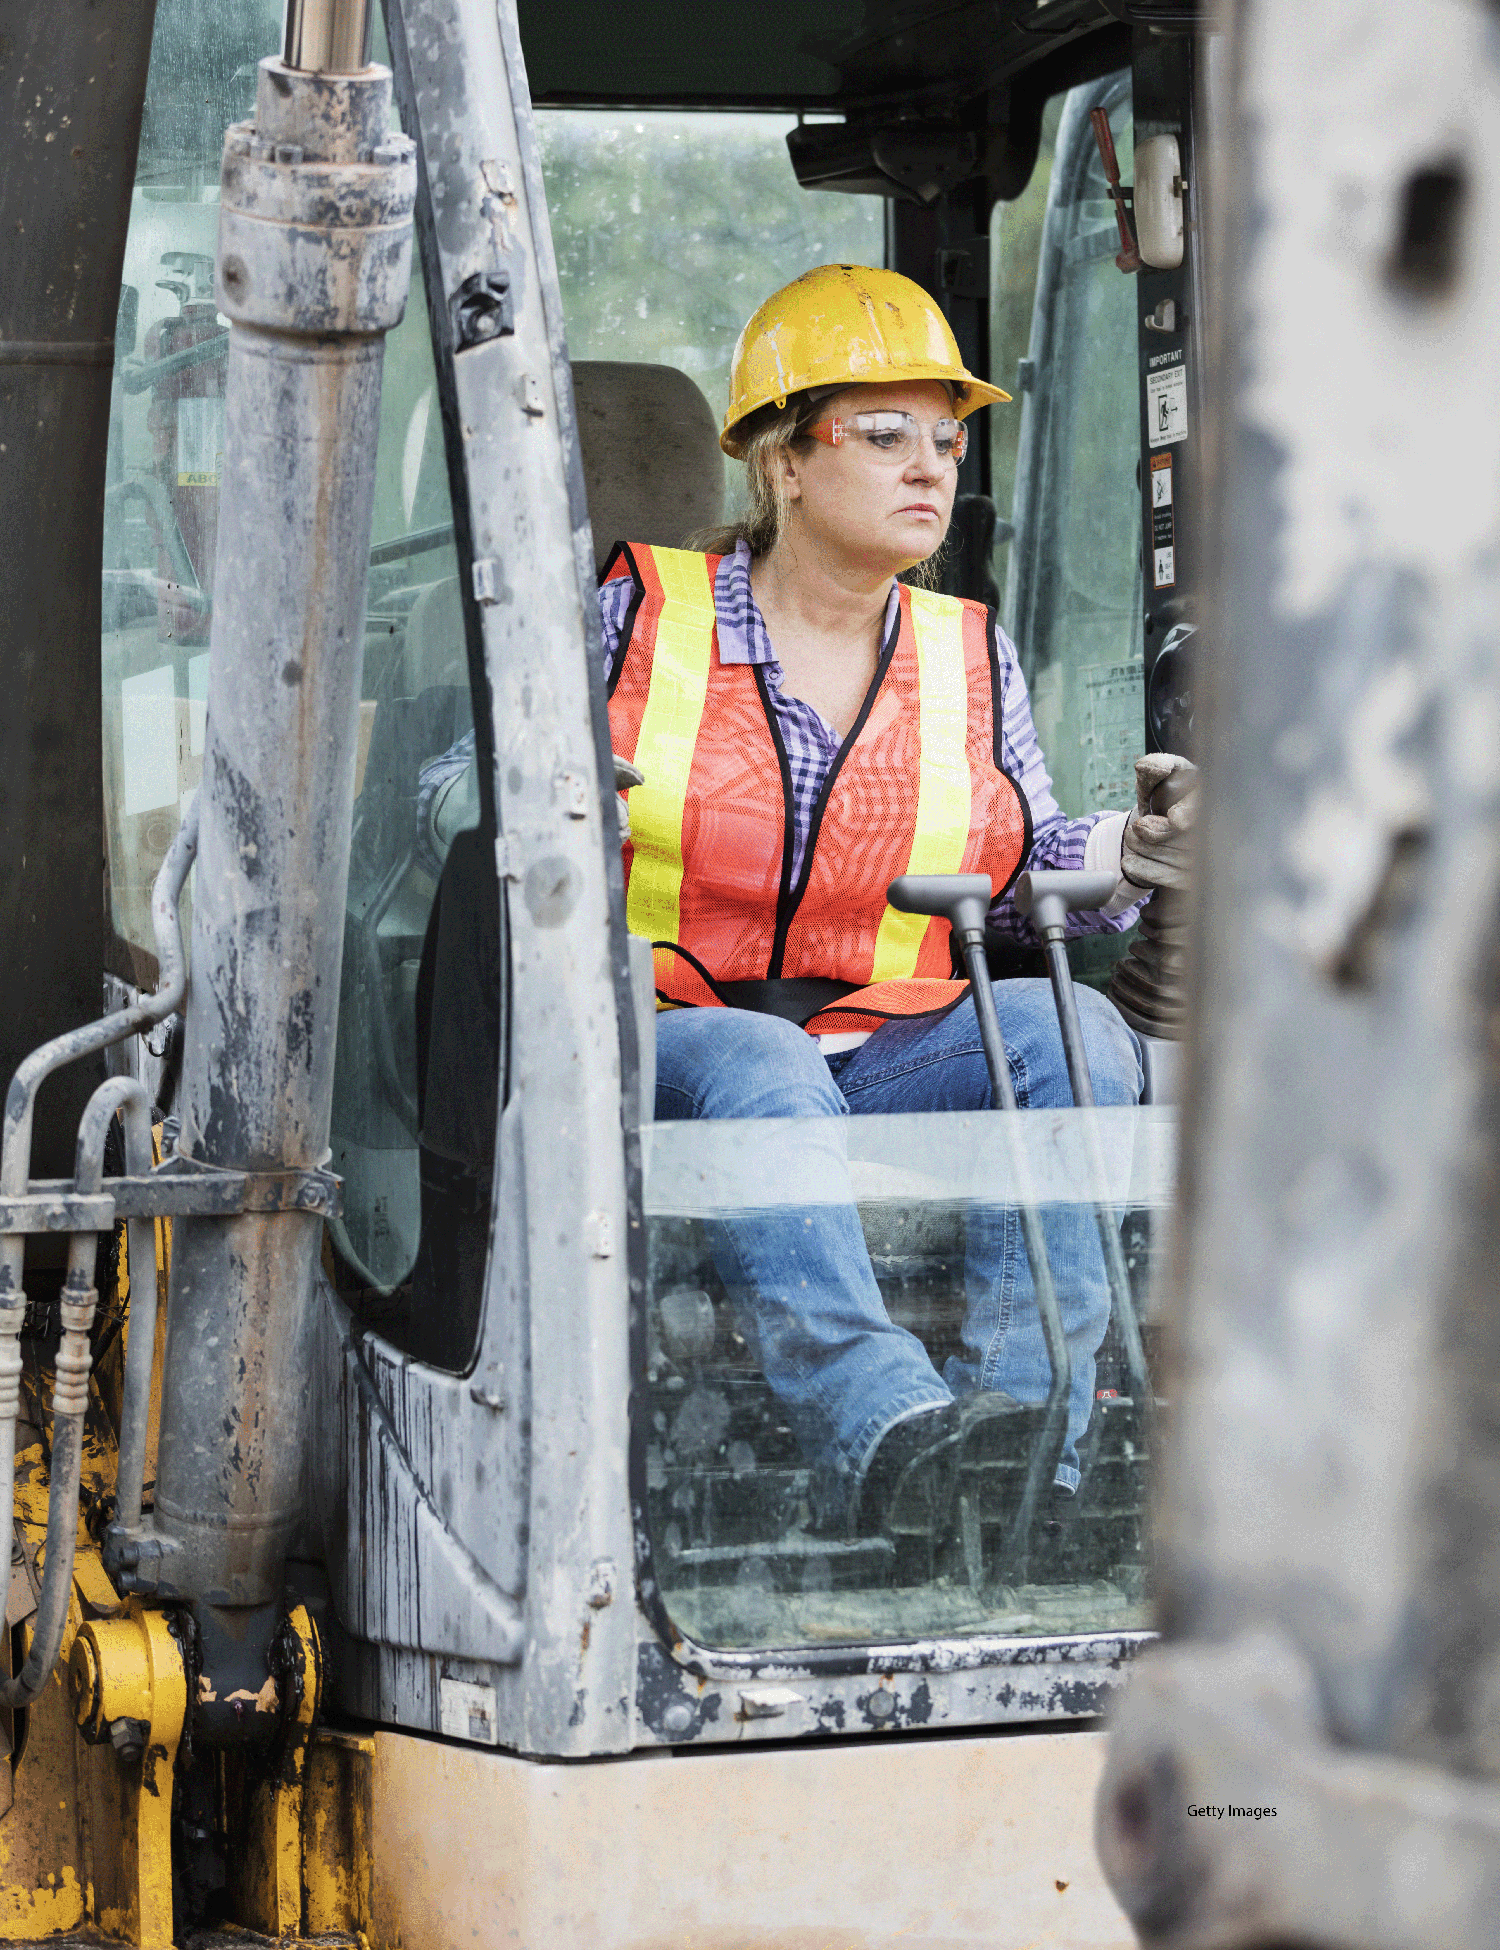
[6,0,1204,1942]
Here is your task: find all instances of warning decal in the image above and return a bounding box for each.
[1147,362,1188,448]
[1150,452,1175,588]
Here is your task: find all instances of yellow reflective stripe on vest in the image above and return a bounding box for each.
[868,588,973,982]
[625,549,716,946]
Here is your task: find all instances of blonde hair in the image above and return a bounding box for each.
[688,395,818,558]
[688,390,951,589]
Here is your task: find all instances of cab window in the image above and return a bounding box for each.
[535,109,884,434]
[537,83,1168,1651]
[1002,72,1143,825]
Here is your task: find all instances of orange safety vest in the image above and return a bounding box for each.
[606,544,1032,1037]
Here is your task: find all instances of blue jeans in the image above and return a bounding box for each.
[654,980,1143,1523]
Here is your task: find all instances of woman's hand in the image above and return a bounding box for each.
[1121,752,1198,893]
[614,753,644,844]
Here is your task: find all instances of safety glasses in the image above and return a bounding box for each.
[807,409,968,467]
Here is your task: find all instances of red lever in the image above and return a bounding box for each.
[1089,106,1143,274]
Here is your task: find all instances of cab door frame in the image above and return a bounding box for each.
[309,0,1158,1761]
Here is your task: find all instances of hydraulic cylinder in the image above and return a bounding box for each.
[150,46,414,1606]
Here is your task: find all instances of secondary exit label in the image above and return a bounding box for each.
[1147,351,1188,448]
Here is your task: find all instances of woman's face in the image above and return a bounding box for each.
[778,379,962,579]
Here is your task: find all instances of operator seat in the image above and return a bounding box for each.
[571,360,724,572]
[571,361,723,1125]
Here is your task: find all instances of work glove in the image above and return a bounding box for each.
[1120,752,1198,894]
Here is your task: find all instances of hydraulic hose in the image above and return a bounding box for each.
[1,796,198,1200]
[0,807,197,1704]
[2,1076,152,1707]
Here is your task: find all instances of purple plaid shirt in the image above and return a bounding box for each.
[601,540,1139,942]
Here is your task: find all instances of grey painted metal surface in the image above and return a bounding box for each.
[1098,2,1500,1939]
[1102,1631,1500,1949]
[150,53,415,1609]
[0,0,157,1179]
[309,1277,526,1661]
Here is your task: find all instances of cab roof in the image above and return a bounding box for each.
[518,0,1150,115]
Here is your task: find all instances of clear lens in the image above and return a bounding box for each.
[841,411,968,466]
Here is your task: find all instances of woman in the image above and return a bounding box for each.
[607,265,1182,1542]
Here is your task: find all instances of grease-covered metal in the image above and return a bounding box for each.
[634,1629,1145,1749]
[0,1077,150,1708]
[151,55,414,1609]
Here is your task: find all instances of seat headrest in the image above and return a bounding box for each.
[572,361,725,574]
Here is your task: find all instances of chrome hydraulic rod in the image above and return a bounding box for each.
[1015,868,1154,1405]
[283,0,373,74]
[887,874,1072,1572]
[148,56,414,1607]
[1,1076,151,1707]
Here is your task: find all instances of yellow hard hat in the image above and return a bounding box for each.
[720,263,1011,457]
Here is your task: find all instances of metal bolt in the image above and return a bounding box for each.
[67,1633,102,1735]
[451,269,514,350]
[867,1688,896,1720]
[108,1716,145,1762]
[661,1700,694,1737]
[469,1364,505,1410]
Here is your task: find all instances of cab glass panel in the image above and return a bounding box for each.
[538,90,1169,1652]
[642,1108,1167,1649]
[1003,73,1143,835]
